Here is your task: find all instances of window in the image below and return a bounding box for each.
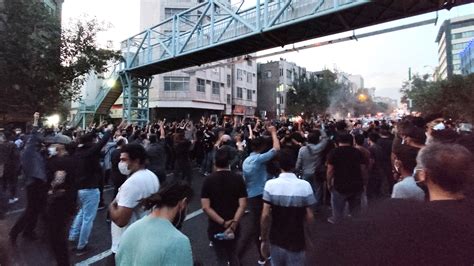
[247,60,252,66]
[164,76,189,91]
[227,94,231,104]
[237,69,243,81]
[227,74,231,87]
[266,71,272,78]
[452,31,474,40]
[247,72,252,83]
[286,69,292,79]
[165,8,187,19]
[197,78,205,92]
[237,87,243,98]
[280,68,283,77]
[212,81,220,94]
[247,89,252,100]
[452,42,468,50]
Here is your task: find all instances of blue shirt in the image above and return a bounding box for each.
[242,148,277,198]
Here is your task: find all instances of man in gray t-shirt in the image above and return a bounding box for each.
[391,144,424,201]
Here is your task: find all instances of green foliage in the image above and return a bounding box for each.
[0,0,121,118]
[286,70,335,116]
[401,74,474,122]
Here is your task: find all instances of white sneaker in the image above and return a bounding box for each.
[8,198,19,204]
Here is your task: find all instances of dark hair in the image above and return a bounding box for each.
[214,148,230,168]
[307,130,321,144]
[456,134,474,154]
[354,134,365,146]
[431,129,459,144]
[121,143,147,165]
[276,149,296,172]
[141,181,194,210]
[149,134,158,144]
[116,138,127,147]
[424,113,443,124]
[79,133,96,144]
[335,120,347,131]
[368,133,380,143]
[405,126,426,145]
[394,144,419,173]
[338,133,354,145]
[250,136,266,152]
[417,143,473,194]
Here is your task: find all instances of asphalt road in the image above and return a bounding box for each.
[0,169,341,266]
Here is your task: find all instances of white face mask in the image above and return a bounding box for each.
[118,161,131,175]
[48,147,57,156]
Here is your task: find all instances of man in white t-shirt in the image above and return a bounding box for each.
[109,144,160,255]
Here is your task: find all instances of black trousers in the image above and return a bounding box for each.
[174,161,193,184]
[237,196,264,260]
[2,168,18,199]
[10,179,47,237]
[214,239,240,266]
[47,199,74,266]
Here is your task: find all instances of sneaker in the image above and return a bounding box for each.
[258,256,271,265]
[74,246,88,256]
[327,217,337,224]
[8,198,19,204]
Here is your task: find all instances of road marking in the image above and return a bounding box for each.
[75,208,204,265]
[185,209,204,221]
[75,250,113,266]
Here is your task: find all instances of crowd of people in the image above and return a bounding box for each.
[0,111,473,265]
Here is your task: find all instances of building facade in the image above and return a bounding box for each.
[347,74,364,94]
[460,39,474,76]
[140,0,257,121]
[257,59,307,118]
[435,14,474,79]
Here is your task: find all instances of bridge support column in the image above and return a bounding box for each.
[120,72,153,126]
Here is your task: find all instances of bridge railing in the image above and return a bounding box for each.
[121,0,368,71]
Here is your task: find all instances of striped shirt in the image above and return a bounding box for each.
[263,172,315,251]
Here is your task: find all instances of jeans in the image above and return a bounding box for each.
[270,244,305,266]
[201,150,214,174]
[330,189,362,223]
[69,188,100,249]
[302,174,322,209]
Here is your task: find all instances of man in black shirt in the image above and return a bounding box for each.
[367,133,385,201]
[45,134,77,266]
[146,122,167,183]
[201,148,247,266]
[327,133,364,224]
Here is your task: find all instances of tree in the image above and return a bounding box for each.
[0,0,120,121]
[401,74,474,122]
[286,70,336,117]
[287,70,388,118]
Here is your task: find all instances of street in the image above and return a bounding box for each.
[1,168,343,266]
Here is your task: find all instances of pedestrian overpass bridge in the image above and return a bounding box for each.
[71,0,468,126]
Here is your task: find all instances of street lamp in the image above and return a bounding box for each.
[357,93,368,102]
[46,114,60,127]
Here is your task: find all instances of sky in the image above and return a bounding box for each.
[62,1,474,101]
